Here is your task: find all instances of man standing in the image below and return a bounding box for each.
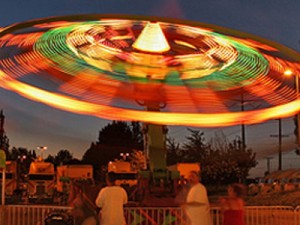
[183,171,211,225]
[95,172,128,225]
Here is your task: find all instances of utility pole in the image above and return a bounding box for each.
[270,118,289,170]
[283,69,300,148]
[0,110,9,156]
[296,72,300,147]
[265,157,273,175]
[240,91,246,150]
[278,118,282,171]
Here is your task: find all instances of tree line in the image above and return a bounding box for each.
[7,121,257,185]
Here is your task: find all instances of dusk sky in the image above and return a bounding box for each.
[0,0,299,177]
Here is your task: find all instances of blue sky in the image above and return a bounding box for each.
[0,0,299,177]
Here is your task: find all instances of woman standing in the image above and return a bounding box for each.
[219,183,246,225]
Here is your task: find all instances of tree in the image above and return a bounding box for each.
[55,149,74,165]
[7,147,36,161]
[97,121,133,146]
[6,147,36,175]
[45,149,75,166]
[180,128,210,162]
[179,129,257,185]
[294,115,299,145]
[82,121,144,175]
[130,149,147,170]
[44,154,55,164]
[166,137,181,166]
[227,138,257,181]
[131,122,144,150]
[201,135,257,185]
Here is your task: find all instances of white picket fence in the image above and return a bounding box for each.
[0,205,300,225]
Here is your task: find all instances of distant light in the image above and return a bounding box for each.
[132,22,170,53]
[284,69,293,76]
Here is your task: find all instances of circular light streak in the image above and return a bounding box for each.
[0,14,299,127]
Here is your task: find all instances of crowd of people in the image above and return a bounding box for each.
[92,171,246,225]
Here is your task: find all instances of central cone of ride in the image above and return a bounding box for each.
[132,22,170,53]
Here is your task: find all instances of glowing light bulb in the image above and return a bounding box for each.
[284,69,293,76]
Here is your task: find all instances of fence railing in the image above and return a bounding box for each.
[0,205,72,225]
[124,207,187,225]
[0,205,299,225]
[244,206,295,225]
[125,206,298,225]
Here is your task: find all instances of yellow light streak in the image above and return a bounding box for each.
[1,70,299,127]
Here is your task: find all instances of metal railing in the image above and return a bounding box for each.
[0,205,72,225]
[124,206,297,225]
[124,207,187,225]
[0,205,299,225]
[244,206,295,225]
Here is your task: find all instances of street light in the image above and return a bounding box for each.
[283,69,300,146]
[120,152,129,161]
[17,155,27,189]
[37,146,47,160]
[270,69,299,170]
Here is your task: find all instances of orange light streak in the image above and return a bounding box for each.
[1,70,299,127]
[0,51,50,78]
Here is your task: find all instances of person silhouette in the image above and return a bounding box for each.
[95,172,128,225]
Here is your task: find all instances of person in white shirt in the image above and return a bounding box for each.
[95,172,128,225]
[182,171,211,225]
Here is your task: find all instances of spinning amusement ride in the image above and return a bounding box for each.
[0,15,299,126]
[0,15,299,198]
